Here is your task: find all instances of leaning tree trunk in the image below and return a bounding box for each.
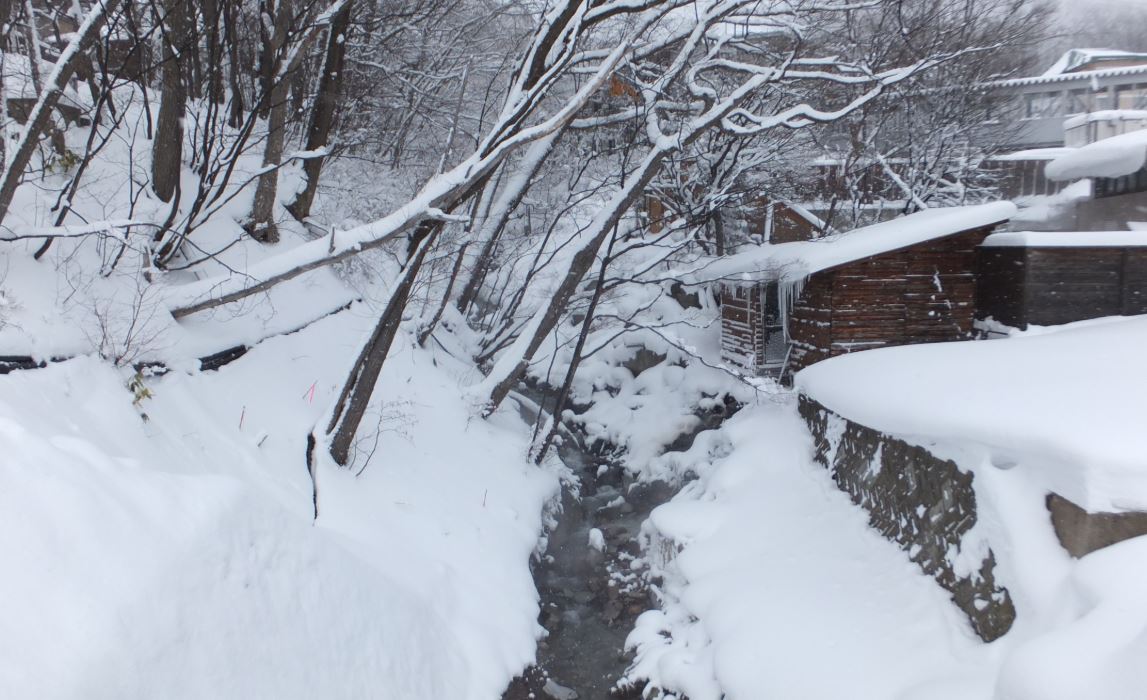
[455,131,561,314]
[151,0,187,203]
[322,221,442,466]
[0,0,120,229]
[532,228,616,465]
[286,0,351,223]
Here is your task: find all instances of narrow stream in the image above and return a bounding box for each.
[503,389,735,700]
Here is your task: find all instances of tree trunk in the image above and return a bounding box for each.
[151,0,187,203]
[247,0,291,243]
[455,131,560,314]
[286,0,351,223]
[0,0,120,229]
[224,0,244,127]
[417,240,468,347]
[324,221,441,466]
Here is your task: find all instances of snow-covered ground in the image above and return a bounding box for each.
[623,317,1147,699]
[0,297,559,699]
[624,400,997,700]
[626,390,1147,700]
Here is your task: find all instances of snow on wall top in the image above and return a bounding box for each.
[1063,110,1147,130]
[990,147,1076,162]
[689,202,1016,284]
[982,230,1147,247]
[796,316,1147,513]
[1045,128,1147,181]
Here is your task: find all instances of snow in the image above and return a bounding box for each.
[623,401,996,700]
[625,390,1147,700]
[588,527,606,552]
[796,316,1147,512]
[1010,179,1092,225]
[982,230,1147,247]
[1045,127,1147,181]
[0,304,559,698]
[1063,109,1147,131]
[1041,49,1147,78]
[991,147,1076,162]
[688,202,1016,284]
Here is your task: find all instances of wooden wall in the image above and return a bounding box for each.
[719,284,766,371]
[976,246,1147,329]
[787,225,995,373]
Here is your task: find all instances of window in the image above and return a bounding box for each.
[1095,88,1115,111]
[1067,89,1090,115]
[1023,92,1062,119]
[1114,84,1147,110]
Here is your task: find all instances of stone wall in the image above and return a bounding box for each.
[798,395,1015,642]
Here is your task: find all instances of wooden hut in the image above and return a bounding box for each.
[976,231,1147,329]
[706,203,1016,375]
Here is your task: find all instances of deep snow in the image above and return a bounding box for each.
[0,311,559,699]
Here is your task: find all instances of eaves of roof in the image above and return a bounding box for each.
[989,64,1147,89]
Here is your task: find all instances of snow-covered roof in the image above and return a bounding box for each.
[991,63,1147,89]
[1045,128,1147,181]
[796,316,1147,512]
[1063,110,1147,130]
[692,202,1016,284]
[982,230,1147,247]
[1042,49,1147,78]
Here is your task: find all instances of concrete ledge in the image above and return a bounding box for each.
[1046,493,1147,558]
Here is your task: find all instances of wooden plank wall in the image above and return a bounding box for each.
[975,247,1027,328]
[788,225,994,373]
[976,246,1147,329]
[720,284,765,370]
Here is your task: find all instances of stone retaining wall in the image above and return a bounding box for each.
[798,395,1015,642]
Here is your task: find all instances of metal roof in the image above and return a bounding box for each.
[991,63,1147,89]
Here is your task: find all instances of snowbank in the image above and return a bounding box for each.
[796,317,1147,512]
[626,397,1147,700]
[689,202,1015,284]
[624,402,996,699]
[1045,128,1147,181]
[0,309,558,698]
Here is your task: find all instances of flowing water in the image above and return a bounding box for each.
[503,390,735,700]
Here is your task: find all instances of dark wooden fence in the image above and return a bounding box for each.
[976,246,1147,328]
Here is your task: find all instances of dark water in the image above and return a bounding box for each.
[503,391,734,700]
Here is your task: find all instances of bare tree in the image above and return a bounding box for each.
[151,0,189,203]
[286,0,351,222]
[0,0,122,228]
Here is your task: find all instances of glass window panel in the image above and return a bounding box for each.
[1024,92,1062,119]
[1067,89,1090,114]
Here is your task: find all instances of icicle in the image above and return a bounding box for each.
[779,275,806,343]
